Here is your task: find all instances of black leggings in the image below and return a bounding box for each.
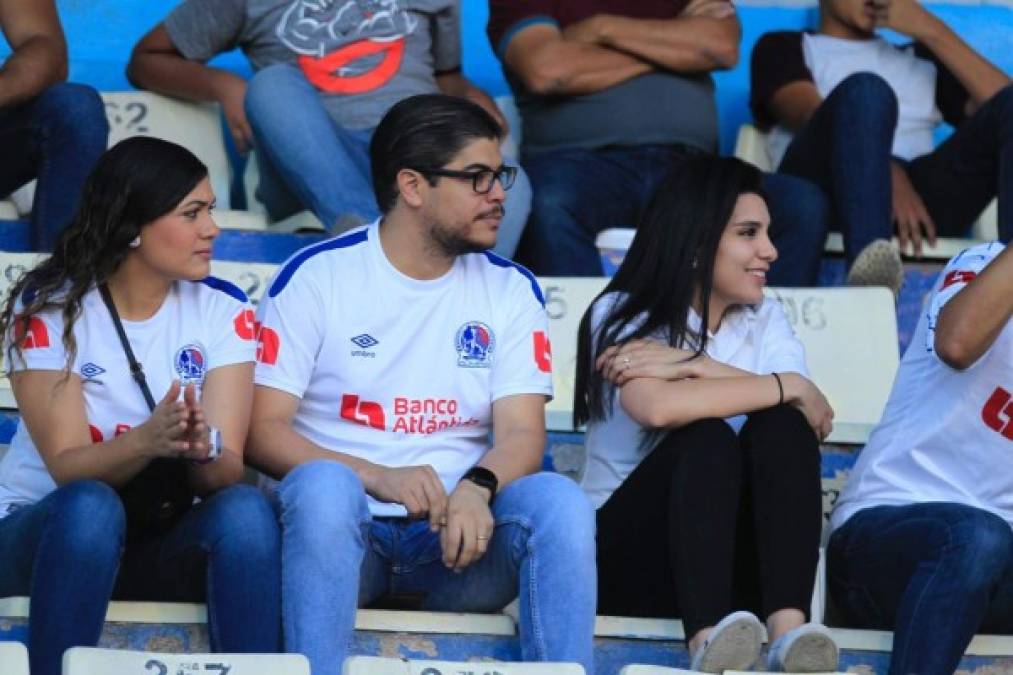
[595,404,822,638]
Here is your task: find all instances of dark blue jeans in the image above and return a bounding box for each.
[518,143,828,284]
[0,481,282,675]
[829,502,1013,675]
[0,83,108,251]
[780,74,1013,265]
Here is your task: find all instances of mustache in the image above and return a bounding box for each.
[476,205,505,221]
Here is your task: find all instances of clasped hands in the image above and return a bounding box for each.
[364,465,494,573]
[138,379,214,463]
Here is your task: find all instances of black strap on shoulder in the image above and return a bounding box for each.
[99,283,156,412]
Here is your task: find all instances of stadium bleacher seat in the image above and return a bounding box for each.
[0,641,29,675]
[241,151,326,233]
[618,667,699,675]
[2,92,273,233]
[0,201,17,221]
[102,92,234,212]
[343,656,585,675]
[733,123,998,259]
[63,647,309,675]
[539,277,609,431]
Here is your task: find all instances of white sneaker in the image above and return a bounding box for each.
[847,238,904,297]
[689,610,764,673]
[766,622,839,673]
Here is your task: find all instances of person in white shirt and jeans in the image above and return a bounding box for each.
[575,155,838,673]
[0,137,282,675]
[829,241,1013,675]
[246,94,596,675]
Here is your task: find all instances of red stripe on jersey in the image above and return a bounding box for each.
[15,315,50,349]
[234,309,258,341]
[941,269,977,290]
[257,326,280,365]
[533,331,552,373]
[982,387,1013,441]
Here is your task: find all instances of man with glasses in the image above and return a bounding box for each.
[247,94,596,675]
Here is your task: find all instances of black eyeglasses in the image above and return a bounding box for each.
[412,165,518,194]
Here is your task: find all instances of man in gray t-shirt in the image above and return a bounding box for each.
[128,0,530,255]
[487,0,829,282]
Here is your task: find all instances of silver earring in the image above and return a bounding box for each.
[129,236,141,249]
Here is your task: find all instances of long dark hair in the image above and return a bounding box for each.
[0,137,208,370]
[573,155,766,427]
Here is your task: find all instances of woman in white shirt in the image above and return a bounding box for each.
[0,138,281,675]
[575,155,836,672]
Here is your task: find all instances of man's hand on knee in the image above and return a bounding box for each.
[440,481,495,572]
[363,464,447,521]
[891,162,937,257]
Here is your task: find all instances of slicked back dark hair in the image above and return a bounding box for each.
[370,93,503,213]
[574,155,766,427]
[0,137,208,371]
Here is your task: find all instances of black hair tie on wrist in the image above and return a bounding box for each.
[772,372,784,406]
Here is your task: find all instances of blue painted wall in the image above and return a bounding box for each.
[1,1,1010,153]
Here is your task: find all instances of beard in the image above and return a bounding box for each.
[428,205,506,257]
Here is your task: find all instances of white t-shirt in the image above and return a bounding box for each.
[832,242,1012,530]
[254,221,553,517]
[0,278,257,517]
[580,293,809,509]
[767,34,941,166]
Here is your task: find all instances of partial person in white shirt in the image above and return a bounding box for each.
[829,241,1013,675]
[245,94,595,675]
[0,137,281,675]
[575,155,838,673]
[750,0,1012,294]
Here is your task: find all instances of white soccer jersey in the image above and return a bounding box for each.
[832,242,1012,530]
[254,221,553,517]
[581,293,809,509]
[0,278,257,516]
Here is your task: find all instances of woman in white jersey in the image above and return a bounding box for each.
[575,155,837,673]
[0,138,281,675]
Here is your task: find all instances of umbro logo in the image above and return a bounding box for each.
[80,362,106,382]
[350,334,379,349]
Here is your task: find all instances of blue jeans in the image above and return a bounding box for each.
[244,64,532,258]
[518,143,828,284]
[828,502,1013,675]
[780,74,1013,265]
[275,461,597,675]
[0,481,282,675]
[0,83,108,250]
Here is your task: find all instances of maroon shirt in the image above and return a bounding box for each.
[488,0,692,55]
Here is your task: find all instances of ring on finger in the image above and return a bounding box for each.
[476,534,490,541]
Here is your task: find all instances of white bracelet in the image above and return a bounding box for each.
[191,426,222,465]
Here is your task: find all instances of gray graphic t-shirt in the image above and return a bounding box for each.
[166,0,459,130]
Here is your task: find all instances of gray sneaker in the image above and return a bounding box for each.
[690,610,764,673]
[847,239,904,297]
[766,622,839,673]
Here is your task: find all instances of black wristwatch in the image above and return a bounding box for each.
[460,466,498,503]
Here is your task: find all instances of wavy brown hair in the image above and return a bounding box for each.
[0,137,208,371]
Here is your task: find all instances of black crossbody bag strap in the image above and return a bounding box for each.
[99,283,156,412]
[98,283,193,541]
